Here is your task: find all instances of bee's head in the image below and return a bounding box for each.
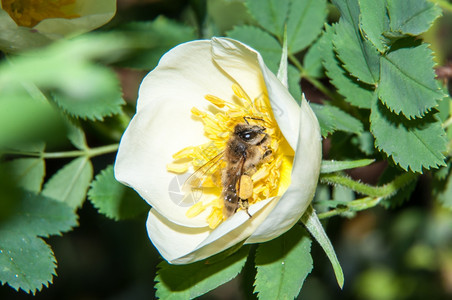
[234,123,266,145]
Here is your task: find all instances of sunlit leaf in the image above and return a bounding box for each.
[321,24,373,109]
[378,43,444,119]
[42,157,93,208]
[333,19,380,85]
[303,35,325,78]
[0,192,77,294]
[302,206,344,288]
[245,0,290,37]
[116,17,196,70]
[321,159,375,174]
[359,0,390,52]
[155,246,249,299]
[0,234,55,294]
[287,0,327,53]
[387,0,442,36]
[254,225,313,299]
[370,99,447,172]
[1,158,45,192]
[226,25,282,73]
[311,103,364,137]
[88,165,149,220]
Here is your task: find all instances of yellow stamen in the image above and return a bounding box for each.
[172,146,194,160]
[232,83,251,103]
[166,163,189,173]
[205,95,226,108]
[185,201,205,218]
[2,0,80,28]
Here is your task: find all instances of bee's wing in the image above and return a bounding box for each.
[179,151,224,206]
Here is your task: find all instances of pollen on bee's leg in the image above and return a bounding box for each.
[186,201,205,218]
[238,175,253,199]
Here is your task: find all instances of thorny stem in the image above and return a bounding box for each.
[320,172,417,198]
[314,172,417,219]
[317,197,383,219]
[3,143,119,159]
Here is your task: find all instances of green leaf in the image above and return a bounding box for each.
[301,205,344,288]
[42,157,93,208]
[332,0,360,25]
[333,19,380,85]
[1,192,77,238]
[0,233,55,294]
[245,0,290,37]
[321,159,375,173]
[387,0,442,36]
[0,192,77,294]
[303,35,325,78]
[88,165,149,220]
[311,103,364,137]
[227,25,282,73]
[116,17,196,70]
[1,158,45,192]
[321,24,373,109]
[207,0,253,34]
[254,225,313,300]
[359,0,390,52]
[155,246,249,299]
[287,0,327,53]
[0,91,65,147]
[378,43,444,118]
[288,65,301,101]
[370,99,447,172]
[51,66,124,121]
[65,119,88,150]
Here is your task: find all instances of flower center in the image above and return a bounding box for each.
[2,0,79,27]
[167,84,293,229]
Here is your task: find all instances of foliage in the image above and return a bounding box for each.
[1,0,451,299]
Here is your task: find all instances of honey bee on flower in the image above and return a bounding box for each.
[115,38,322,264]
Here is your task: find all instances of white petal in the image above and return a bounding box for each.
[246,96,322,243]
[115,40,237,227]
[211,37,267,105]
[148,196,279,264]
[211,37,301,150]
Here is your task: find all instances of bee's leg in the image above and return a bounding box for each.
[263,149,272,158]
[243,116,264,125]
[239,199,252,218]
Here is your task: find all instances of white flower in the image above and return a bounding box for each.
[115,37,322,264]
[0,0,116,52]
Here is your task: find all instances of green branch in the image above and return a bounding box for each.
[288,53,339,101]
[317,197,382,219]
[4,143,119,159]
[320,172,417,198]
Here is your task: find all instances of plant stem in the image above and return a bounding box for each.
[443,116,452,129]
[317,197,383,219]
[320,172,417,197]
[4,143,119,159]
[288,53,339,101]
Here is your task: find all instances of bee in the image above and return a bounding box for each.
[183,117,272,218]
